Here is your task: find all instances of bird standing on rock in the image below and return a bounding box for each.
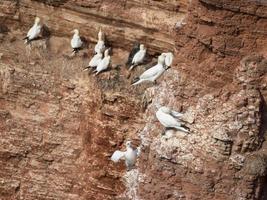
[93,49,111,75]
[71,29,83,54]
[84,51,103,71]
[126,42,140,67]
[129,44,146,71]
[23,17,42,45]
[131,54,169,86]
[111,141,141,171]
[94,28,105,54]
[156,106,189,133]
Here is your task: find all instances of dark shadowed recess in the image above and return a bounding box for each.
[259,93,267,142]
[261,176,267,200]
[31,0,69,7]
[0,24,9,33]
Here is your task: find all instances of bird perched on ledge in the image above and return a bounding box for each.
[131,54,169,86]
[94,28,105,54]
[156,106,189,133]
[70,29,83,54]
[111,141,141,171]
[84,51,103,71]
[129,44,146,71]
[93,48,111,75]
[126,42,140,67]
[23,17,42,45]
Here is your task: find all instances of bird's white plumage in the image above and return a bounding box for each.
[160,106,183,118]
[95,49,110,75]
[132,49,146,64]
[25,17,41,42]
[171,110,183,118]
[111,150,125,162]
[111,141,140,170]
[156,110,182,128]
[156,107,189,133]
[95,40,105,54]
[132,54,166,86]
[139,64,163,80]
[129,44,146,70]
[88,52,103,68]
[94,29,105,53]
[162,52,174,67]
[71,29,83,49]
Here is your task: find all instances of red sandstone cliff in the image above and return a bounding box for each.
[0,0,267,200]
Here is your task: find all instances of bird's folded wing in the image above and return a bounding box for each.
[160,113,182,127]
[111,150,125,162]
[132,51,140,62]
[27,27,34,37]
[102,57,110,69]
[140,65,159,79]
[78,38,83,47]
[127,44,140,65]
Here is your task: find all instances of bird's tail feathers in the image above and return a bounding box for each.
[23,37,30,44]
[175,126,190,133]
[131,77,141,86]
[129,64,135,71]
[83,67,89,71]
[94,71,100,76]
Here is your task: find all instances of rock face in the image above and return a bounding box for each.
[0,0,267,200]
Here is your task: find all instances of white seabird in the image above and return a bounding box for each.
[94,28,105,54]
[129,44,146,71]
[131,54,169,86]
[126,42,140,67]
[23,17,42,44]
[83,51,103,71]
[156,106,189,133]
[93,49,111,75]
[162,52,174,67]
[111,141,141,171]
[71,29,83,54]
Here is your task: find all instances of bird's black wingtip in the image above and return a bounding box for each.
[131,77,140,84]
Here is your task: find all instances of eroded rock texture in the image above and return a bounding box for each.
[0,0,267,200]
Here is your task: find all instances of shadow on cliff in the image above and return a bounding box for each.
[259,92,267,142]
[32,0,69,7]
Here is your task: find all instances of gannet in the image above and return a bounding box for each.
[156,106,189,133]
[162,52,174,67]
[23,17,42,44]
[94,28,105,54]
[111,141,141,171]
[71,29,83,53]
[83,51,103,71]
[129,44,146,71]
[93,49,111,75]
[131,54,169,86]
[126,42,140,67]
